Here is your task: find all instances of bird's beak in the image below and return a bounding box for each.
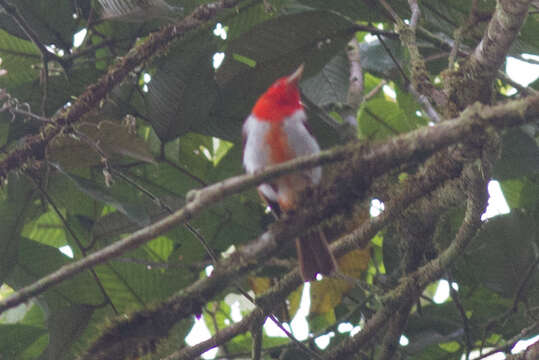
[287,64,304,84]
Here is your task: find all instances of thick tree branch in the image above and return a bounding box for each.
[0,0,240,182]
[447,0,532,108]
[470,0,531,80]
[0,94,537,317]
[379,0,448,109]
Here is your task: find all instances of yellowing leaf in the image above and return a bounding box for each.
[247,276,271,296]
[287,285,304,319]
[338,247,371,276]
[310,247,371,315]
[49,121,156,168]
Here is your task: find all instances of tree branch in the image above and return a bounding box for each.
[469,0,531,80]
[0,94,537,317]
[448,0,532,107]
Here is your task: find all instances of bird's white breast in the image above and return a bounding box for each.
[242,110,322,202]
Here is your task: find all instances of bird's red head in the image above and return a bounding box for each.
[252,65,304,122]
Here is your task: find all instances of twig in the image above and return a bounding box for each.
[113,257,209,270]
[164,158,207,186]
[376,33,409,85]
[364,79,387,101]
[407,0,420,30]
[510,257,539,313]
[377,0,401,23]
[34,181,119,314]
[408,85,442,123]
[474,321,539,360]
[448,273,472,359]
[344,38,364,130]
[250,316,264,360]
[166,309,266,360]
[2,107,55,124]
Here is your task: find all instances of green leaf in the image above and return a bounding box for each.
[359,37,404,79]
[358,97,415,139]
[295,0,385,22]
[0,30,40,89]
[493,128,539,180]
[52,165,150,226]
[0,324,47,359]
[97,0,183,22]
[145,33,219,141]
[22,209,67,248]
[91,196,183,245]
[0,173,36,283]
[301,51,349,107]
[455,211,538,299]
[500,176,539,212]
[406,302,463,355]
[43,304,94,360]
[6,237,104,306]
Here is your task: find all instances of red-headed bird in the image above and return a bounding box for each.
[242,65,336,281]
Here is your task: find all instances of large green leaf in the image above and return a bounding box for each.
[0,30,40,88]
[358,97,416,139]
[0,173,36,283]
[22,209,67,248]
[455,211,538,300]
[52,165,150,226]
[295,0,385,22]
[493,128,539,180]
[42,304,94,360]
[500,176,539,212]
[405,302,463,356]
[6,237,104,306]
[0,324,47,359]
[359,37,404,79]
[144,33,219,141]
[301,51,349,107]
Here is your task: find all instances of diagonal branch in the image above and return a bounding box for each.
[0,93,538,316]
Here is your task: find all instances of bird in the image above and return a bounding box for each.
[242,64,337,281]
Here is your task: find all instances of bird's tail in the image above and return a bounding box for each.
[296,228,337,281]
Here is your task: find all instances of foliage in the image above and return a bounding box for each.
[0,0,537,359]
